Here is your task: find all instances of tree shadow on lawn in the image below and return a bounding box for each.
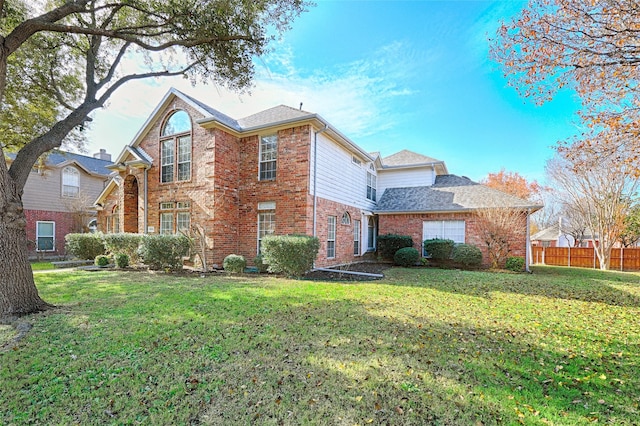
[194,291,637,425]
[383,266,640,308]
[6,276,638,425]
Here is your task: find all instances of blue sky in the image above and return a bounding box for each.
[85,0,582,183]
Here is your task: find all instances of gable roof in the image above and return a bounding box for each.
[6,149,112,177]
[376,174,542,214]
[382,149,441,167]
[237,105,314,130]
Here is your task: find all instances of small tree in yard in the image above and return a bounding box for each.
[475,208,525,269]
[0,0,309,318]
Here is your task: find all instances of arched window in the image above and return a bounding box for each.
[341,211,351,225]
[62,166,80,197]
[160,110,192,183]
[161,110,191,136]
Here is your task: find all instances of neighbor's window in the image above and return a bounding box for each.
[257,211,276,253]
[327,216,336,258]
[423,220,465,255]
[36,221,55,251]
[160,110,191,183]
[62,166,80,197]
[366,171,376,201]
[259,134,277,181]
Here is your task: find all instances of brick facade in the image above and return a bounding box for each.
[24,209,78,257]
[378,211,528,267]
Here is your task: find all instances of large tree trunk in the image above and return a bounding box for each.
[0,166,52,319]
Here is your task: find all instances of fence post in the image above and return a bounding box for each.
[621,247,624,271]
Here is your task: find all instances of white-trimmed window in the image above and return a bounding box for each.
[367,217,376,250]
[36,221,55,251]
[423,220,466,255]
[353,219,361,256]
[159,201,190,234]
[341,211,351,225]
[366,171,376,201]
[257,212,276,253]
[259,134,277,181]
[107,205,120,233]
[160,110,191,183]
[327,216,336,258]
[62,166,80,197]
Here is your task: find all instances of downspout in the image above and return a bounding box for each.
[525,208,532,273]
[143,166,149,234]
[312,124,329,238]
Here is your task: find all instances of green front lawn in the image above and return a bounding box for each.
[1,266,639,425]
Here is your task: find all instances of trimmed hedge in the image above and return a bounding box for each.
[261,234,319,278]
[65,233,106,260]
[103,233,143,264]
[223,254,246,273]
[377,234,413,261]
[506,256,525,272]
[138,234,190,271]
[423,239,455,260]
[452,244,483,267]
[394,247,420,267]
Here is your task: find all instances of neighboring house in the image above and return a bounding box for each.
[94,88,540,268]
[7,149,113,257]
[531,219,595,248]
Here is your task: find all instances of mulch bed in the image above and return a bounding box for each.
[304,262,392,281]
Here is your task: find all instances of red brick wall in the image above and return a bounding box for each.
[236,126,314,265]
[24,209,77,257]
[379,211,528,267]
[313,198,367,267]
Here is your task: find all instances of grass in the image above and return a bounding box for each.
[30,262,54,271]
[1,266,640,425]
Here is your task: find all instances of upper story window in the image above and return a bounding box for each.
[62,166,80,197]
[366,170,377,201]
[160,110,191,183]
[259,134,277,181]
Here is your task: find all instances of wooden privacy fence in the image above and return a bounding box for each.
[531,246,640,271]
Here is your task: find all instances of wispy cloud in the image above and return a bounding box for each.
[87,40,426,155]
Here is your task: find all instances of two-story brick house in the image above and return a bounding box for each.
[7,149,113,257]
[95,88,540,269]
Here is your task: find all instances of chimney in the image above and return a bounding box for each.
[93,148,111,161]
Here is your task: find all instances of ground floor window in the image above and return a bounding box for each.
[353,219,361,255]
[159,201,191,235]
[36,221,55,251]
[423,220,465,254]
[257,211,275,253]
[327,216,336,258]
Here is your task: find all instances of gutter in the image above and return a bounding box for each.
[311,267,384,279]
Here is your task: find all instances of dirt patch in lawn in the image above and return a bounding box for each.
[304,262,392,281]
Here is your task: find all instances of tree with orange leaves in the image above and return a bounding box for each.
[490,0,640,170]
[481,168,542,201]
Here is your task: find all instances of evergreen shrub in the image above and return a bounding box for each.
[223,254,246,273]
[394,247,420,267]
[261,235,319,278]
[423,239,455,260]
[377,234,413,261]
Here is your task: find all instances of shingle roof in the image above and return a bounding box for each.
[382,149,441,167]
[175,89,241,131]
[376,174,541,213]
[237,105,313,129]
[7,150,112,176]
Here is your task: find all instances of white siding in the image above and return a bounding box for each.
[309,133,376,211]
[22,167,107,212]
[377,167,435,199]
